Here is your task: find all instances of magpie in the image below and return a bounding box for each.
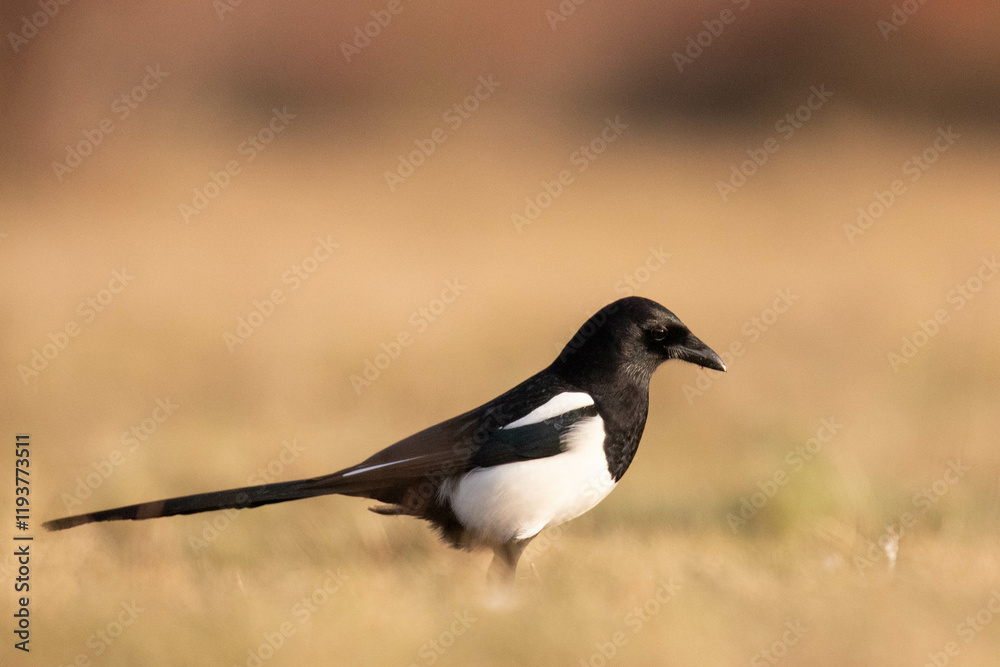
[44,296,725,581]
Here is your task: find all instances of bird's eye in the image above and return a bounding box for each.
[650,327,668,341]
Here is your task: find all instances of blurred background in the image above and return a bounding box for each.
[3,1,1000,665]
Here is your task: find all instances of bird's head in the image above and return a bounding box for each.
[553,296,726,385]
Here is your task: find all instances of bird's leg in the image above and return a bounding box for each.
[488,538,533,583]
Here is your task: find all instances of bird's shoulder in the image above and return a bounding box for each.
[346,371,597,480]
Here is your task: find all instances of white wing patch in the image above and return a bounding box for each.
[501,391,595,430]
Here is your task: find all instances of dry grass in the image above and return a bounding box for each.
[3,111,1000,666]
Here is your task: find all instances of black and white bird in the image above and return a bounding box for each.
[45,297,725,581]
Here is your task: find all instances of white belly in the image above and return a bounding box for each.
[445,415,616,544]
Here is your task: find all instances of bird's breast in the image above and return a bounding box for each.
[442,415,616,545]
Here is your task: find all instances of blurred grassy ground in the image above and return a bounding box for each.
[3,108,1000,665]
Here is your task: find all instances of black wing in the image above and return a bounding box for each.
[43,370,589,530]
[469,405,598,468]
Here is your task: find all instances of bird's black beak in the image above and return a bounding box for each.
[673,332,726,372]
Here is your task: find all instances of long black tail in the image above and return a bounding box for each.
[43,470,372,531]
